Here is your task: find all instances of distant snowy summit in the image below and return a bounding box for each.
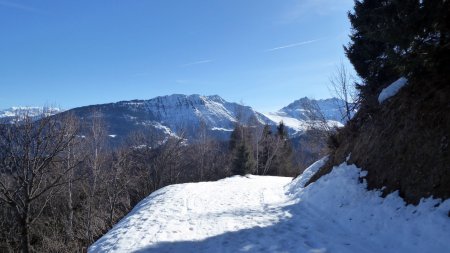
[1,95,349,140]
[0,106,62,122]
[263,97,349,134]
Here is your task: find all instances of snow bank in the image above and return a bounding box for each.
[286,156,328,193]
[378,77,408,103]
[288,162,450,253]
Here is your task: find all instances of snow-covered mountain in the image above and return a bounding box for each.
[134,94,272,135]
[263,97,347,134]
[60,94,273,141]
[280,97,346,122]
[1,95,348,141]
[60,94,348,141]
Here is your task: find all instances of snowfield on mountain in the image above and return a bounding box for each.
[89,159,450,253]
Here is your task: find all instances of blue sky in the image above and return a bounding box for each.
[0,0,355,112]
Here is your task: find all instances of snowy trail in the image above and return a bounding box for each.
[90,160,450,253]
[90,176,296,253]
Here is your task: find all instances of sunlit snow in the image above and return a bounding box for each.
[90,159,450,253]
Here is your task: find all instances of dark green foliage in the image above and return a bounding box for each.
[277,121,287,138]
[346,0,450,106]
[232,142,255,176]
[273,122,295,176]
[229,125,243,152]
[230,124,255,175]
[257,125,272,172]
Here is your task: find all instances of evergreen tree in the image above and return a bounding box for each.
[229,124,242,152]
[257,124,272,173]
[273,122,294,176]
[229,124,256,175]
[345,0,402,105]
[231,142,255,176]
[346,0,450,107]
[277,121,287,138]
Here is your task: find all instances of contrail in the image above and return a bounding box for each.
[265,39,321,52]
[181,60,213,67]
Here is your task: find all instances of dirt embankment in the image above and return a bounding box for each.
[307,78,450,204]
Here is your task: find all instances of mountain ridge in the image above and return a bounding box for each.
[0,94,347,141]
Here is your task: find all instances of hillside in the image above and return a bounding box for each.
[306,0,450,204]
[89,159,450,253]
[309,78,450,204]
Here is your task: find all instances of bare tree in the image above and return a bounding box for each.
[261,133,282,175]
[63,125,85,242]
[247,115,264,174]
[0,112,79,253]
[329,61,357,122]
[106,148,132,227]
[83,111,108,244]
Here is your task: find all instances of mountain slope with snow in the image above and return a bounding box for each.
[263,97,349,134]
[54,94,347,141]
[89,160,450,253]
[58,94,273,141]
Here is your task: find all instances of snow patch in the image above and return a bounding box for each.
[211,127,233,132]
[263,112,310,133]
[378,77,408,103]
[263,112,344,135]
[152,122,179,138]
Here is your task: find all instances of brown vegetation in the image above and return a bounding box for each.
[308,78,450,204]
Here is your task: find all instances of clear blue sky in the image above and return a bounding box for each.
[0,0,355,112]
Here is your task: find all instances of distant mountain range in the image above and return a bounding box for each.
[0,95,347,141]
[0,107,63,123]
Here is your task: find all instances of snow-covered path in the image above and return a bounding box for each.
[90,176,295,253]
[90,160,450,253]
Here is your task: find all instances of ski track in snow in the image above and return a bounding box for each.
[90,162,450,253]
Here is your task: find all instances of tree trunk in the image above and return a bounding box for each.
[67,173,74,240]
[19,205,31,253]
[67,150,74,241]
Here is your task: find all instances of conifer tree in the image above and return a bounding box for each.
[346,0,450,107]
[257,124,272,173]
[229,124,255,175]
[273,122,294,176]
[231,142,255,176]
